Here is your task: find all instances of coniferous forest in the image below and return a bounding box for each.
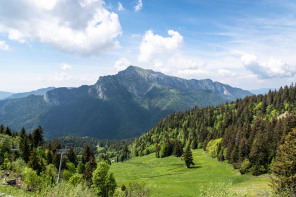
[132,84,296,176]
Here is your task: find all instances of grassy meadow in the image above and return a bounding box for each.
[111,149,271,197]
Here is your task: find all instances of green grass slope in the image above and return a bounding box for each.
[111,149,271,197]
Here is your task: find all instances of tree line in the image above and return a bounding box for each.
[131,84,296,176]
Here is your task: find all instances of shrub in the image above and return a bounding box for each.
[40,181,95,197]
[66,162,76,174]
[92,161,116,197]
[240,159,251,174]
[11,158,26,174]
[68,174,83,186]
[62,170,72,181]
[77,162,85,174]
[22,167,40,191]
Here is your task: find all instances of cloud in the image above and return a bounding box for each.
[61,63,72,70]
[0,0,121,56]
[53,72,72,81]
[0,41,9,50]
[134,0,143,12]
[168,54,205,69]
[138,30,183,62]
[118,2,125,11]
[114,57,131,71]
[217,69,236,77]
[241,54,296,79]
[178,69,209,76]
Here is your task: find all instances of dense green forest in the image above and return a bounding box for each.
[132,84,296,176]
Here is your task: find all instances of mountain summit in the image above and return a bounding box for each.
[0,66,252,139]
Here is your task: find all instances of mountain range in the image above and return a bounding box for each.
[0,66,252,139]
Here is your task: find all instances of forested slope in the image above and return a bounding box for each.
[132,84,296,175]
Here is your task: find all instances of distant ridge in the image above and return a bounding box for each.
[2,87,56,100]
[0,66,252,139]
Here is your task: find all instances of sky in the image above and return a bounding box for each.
[0,0,296,92]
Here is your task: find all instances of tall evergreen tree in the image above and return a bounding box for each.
[68,146,77,166]
[83,156,97,186]
[271,129,296,196]
[20,136,30,162]
[183,146,194,168]
[32,126,44,148]
[82,145,94,164]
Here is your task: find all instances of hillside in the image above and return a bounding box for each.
[111,149,270,196]
[131,84,296,175]
[0,66,252,139]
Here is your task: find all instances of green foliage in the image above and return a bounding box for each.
[206,138,222,158]
[40,181,95,197]
[11,158,26,174]
[22,167,40,191]
[131,84,296,176]
[2,158,11,170]
[114,182,150,197]
[68,174,83,186]
[92,161,117,197]
[271,129,296,196]
[77,162,86,174]
[66,162,76,174]
[62,170,72,181]
[45,164,58,183]
[183,146,194,168]
[240,159,251,174]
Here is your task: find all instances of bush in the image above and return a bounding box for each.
[40,181,95,197]
[22,167,40,191]
[68,174,83,186]
[66,162,76,174]
[92,161,116,197]
[77,162,85,174]
[240,159,251,174]
[11,158,26,174]
[62,170,72,181]
[45,164,58,183]
[2,158,11,170]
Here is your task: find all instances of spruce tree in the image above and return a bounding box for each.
[20,136,30,162]
[82,145,94,164]
[183,145,194,168]
[271,129,296,196]
[68,146,77,166]
[83,156,97,186]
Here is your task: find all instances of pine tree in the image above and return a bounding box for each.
[271,129,296,196]
[32,126,44,148]
[20,136,30,162]
[183,145,194,168]
[83,156,97,186]
[68,146,77,166]
[28,148,45,174]
[82,145,94,164]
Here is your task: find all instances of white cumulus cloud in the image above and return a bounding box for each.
[138,30,183,62]
[241,54,296,79]
[0,41,9,50]
[0,0,122,56]
[134,0,143,12]
[61,63,72,70]
[114,57,131,71]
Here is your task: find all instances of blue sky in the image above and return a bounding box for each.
[0,0,296,92]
